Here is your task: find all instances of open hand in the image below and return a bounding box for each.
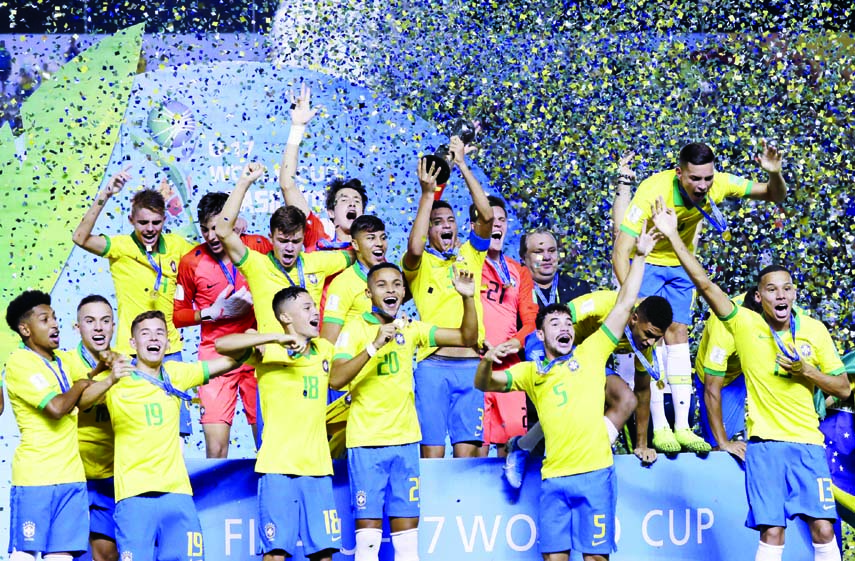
[418,157,441,196]
[756,139,784,174]
[290,82,319,126]
[452,267,476,298]
[650,196,679,239]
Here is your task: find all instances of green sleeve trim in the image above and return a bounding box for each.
[619,224,640,238]
[344,251,354,267]
[703,367,727,378]
[99,235,112,257]
[428,325,438,347]
[400,257,418,272]
[828,367,846,377]
[743,180,755,197]
[323,317,345,326]
[236,348,254,365]
[718,301,739,321]
[504,371,513,392]
[38,391,58,410]
[235,247,251,268]
[601,324,619,345]
[202,361,211,383]
[333,353,354,362]
[567,302,577,323]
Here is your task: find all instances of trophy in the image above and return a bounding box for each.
[423,118,481,199]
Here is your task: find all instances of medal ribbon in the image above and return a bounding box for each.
[424,244,458,261]
[144,251,164,293]
[30,349,70,392]
[678,185,728,233]
[537,352,574,375]
[216,257,237,286]
[624,326,661,381]
[534,275,559,306]
[131,358,192,402]
[770,313,800,362]
[486,253,515,287]
[268,252,305,288]
[77,342,98,369]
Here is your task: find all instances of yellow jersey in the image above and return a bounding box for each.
[4,347,86,486]
[720,305,845,445]
[508,326,619,478]
[237,248,350,333]
[334,314,437,447]
[106,360,208,501]
[403,233,489,361]
[59,344,115,480]
[695,294,746,387]
[620,170,753,266]
[323,263,371,328]
[102,233,195,355]
[251,339,334,476]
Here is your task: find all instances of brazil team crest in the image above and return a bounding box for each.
[323,359,330,373]
[265,522,276,539]
[308,273,319,285]
[356,490,367,508]
[395,332,406,345]
[121,551,133,561]
[567,359,580,372]
[22,520,35,540]
[799,343,812,358]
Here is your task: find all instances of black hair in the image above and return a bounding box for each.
[77,294,112,313]
[270,205,307,236]
[742,287,763,313]
[468,195,506,223]
[756,264,792,286]
[635,296,673,332]
[678,143,715,167]
[131,310,166,334]
[325,178,368,211]
[431,200,453,214]
[519,227,555,259]
[196,192,229,225]
[272,286,310,314]
[536,303,572,330]
[350,215,386,239]
[6,290,51,336]
[367,262,402,283]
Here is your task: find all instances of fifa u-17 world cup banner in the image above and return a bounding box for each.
[190,453,815,561]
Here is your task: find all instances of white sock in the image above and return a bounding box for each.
[814,540,842,561]
[517,421,543,451]
[650,375,669,431]
[9,552,35,561]
[604,416,619,444]
[666,343,692,430]
[755,541,784,561]
[355,527,383,561]
[42,556,73,561]
[391,528,419,561]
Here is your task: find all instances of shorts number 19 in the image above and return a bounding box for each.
[186,531,203,557]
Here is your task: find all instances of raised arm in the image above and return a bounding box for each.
[402,158,441,270]
[650,196,734,318]
[72,165,131,255]
[474,344,514,392]
[611,231,635,286]
[279,83,318,216]
[612,152,636,241]
[450,136,493,239]
[215,331,306,360]
[215,162,265,264]
[432,269,478,347]
[602,222,658,336]
[747,139,787,204]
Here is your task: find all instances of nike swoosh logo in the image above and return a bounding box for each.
[331,535,341,542]
[207,283,216,289]
[534,380,546,386]
[592,539,607,546]
[823,504,836,510]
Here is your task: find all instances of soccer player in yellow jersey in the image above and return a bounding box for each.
[72,167,195,435]
[475,225,657,561]
[4,290,131,561]
[613,141,786,453]
[216,286,341,561]
[107,310,244,561]
[330,263,477,561]
[402,148,494,459]
[321,215,388,344]
[651,199,850,561]
[216,163,351,332]
[59,295,119,561]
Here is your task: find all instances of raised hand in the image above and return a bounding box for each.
[483,341,516,364]
[239,162,266,185]
[635,220,661,257]
[650,196,679,239]
[617,151,637,182]
[418,157,441,196]
[103,165,132,197]
[451,267,476,298]
[110,355,135,381]
[289,82,319,126]
[373,323,398,351]
[206,286,254,321]
[755,139,784,174]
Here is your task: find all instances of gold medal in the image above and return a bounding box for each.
[791,359,803,375]
[656,379,666,390]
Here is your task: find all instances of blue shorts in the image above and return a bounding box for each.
[257,473,340,557]
[539,466,617,555]
[8,482,89,555]
[745,440,838,529]
[639,264,695,325]
[164,352,193,437]
[347,444,420,519]
[695,374,746,448]
[114,493,204,561]
[87,477,116,539]
[414,355,483,445]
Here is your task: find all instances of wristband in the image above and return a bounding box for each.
[365,342,377,358]
[200,309,213,322]
[287,124,306,146]
[236,348,254,365]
